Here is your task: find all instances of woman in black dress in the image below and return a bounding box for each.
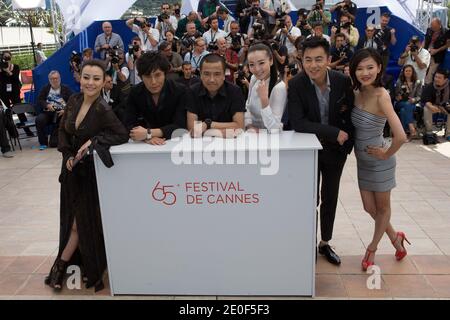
[45,60,128,291]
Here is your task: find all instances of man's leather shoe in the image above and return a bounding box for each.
[318,244,341,265]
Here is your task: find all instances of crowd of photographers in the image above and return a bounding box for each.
[0,0,449,157]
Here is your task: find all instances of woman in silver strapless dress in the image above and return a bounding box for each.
[349,48,409,272]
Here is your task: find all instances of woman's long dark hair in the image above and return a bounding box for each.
[399,64,418,84]
[349,48,383,90]
[247,43,279,95]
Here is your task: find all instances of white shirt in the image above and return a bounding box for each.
[132,24,160,51]
[125,53,142,85]
[156,16,178,41]
[203,28,228,45]
[403,48,431,84]
[36,49,47,64]
[276,26,301,55]
[112,65,130,85]
[245,75,287,130]
[184,50,210,71]
[222,15,235,34]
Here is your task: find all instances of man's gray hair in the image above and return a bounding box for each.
[48,70,60,79]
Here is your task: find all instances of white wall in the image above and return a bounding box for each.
[0,27,56,46]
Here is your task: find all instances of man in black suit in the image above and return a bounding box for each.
[287,37,354,265]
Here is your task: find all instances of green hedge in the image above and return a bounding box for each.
[12,50,55,70]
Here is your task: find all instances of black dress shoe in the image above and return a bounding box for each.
[318,244,341,265]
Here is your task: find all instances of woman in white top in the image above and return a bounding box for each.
[245,43,287,132]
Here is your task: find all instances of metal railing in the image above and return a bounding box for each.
[0,43,57,56]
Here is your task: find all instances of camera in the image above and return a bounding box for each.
[128,44,140,57]
[277,18,285,29]
[287,63,299,76]
[0,53,10,69]
[441,101,450,113]
[107,46,121,64]
[245,6,259,17]
[69,51,82,72]
[275,8,286,19]
[227,33,243,52]
[335,21,352,34]
[312,3,323,11]
[252,22,266,40]
[410,44,419,53]
[236,64,245,83]
[268,39,279,51]
[207,41,219,52]
[400,84,410,101]
[174,8,180,15]
[134,17,149,29]
[158,13,170,23]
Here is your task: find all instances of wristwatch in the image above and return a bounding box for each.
[205,119,212,130]
[146,128,152,141]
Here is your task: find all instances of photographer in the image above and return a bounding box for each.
[307,0,331,35]
[297,9,312,38]
[126,17,159,52]
[0,102,13,158]
[357,25,384,55]
[165,30,181,54]
[71,48,93,84]
[180,22,203,58]
[94,22,124,60]
[107,49,129,87]
[126,37,143,85]
[177,62,201,88]
[155,3,178,42]
[308,22,331,44]
[0,51,33,137]
[159,41,184,81]
[330,13,359,49]
[241,0,269,36]
[421,69,450,142]
[274,15,301,59]
[225,21,247,54]
[184,38,210,73]
[176,11,204,38]
[197,0,226,26]
[35,71,73,150]
[268,38,288,74]
[394,65,422,139]
[424,18,450,85]
[215,37,239,83]
[330,0,357,23]
[261,0,291,33]
[234,63,252,97]
[217,7,235,33]
[330,33,353,71]
[398,36,430,85]
[375,12,397,69]
[203,16,227,45]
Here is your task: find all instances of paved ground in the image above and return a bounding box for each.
[1,134,450,300]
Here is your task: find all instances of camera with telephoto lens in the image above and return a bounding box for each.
[158,13,170,23]
[174,8,180,15]
[0,53,10,69]
[275,8,286,19]
[107,46,121,64]
[410,44,419,53]
[69,51,82,72]
[227,33,243,52]
[335,21,352,34]
[207,41,219,52]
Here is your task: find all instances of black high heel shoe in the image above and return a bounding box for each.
[44,258,68,291]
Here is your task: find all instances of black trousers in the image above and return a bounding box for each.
[317,147,348,242]
[0,111,11,153]
[36,112,57,146]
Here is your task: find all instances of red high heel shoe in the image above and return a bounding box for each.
[361,248,377,271]
[392,231,411,261]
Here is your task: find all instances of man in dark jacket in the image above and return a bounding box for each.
[288,37,355,266]
[424,18,450,84]
[35,71,73,149]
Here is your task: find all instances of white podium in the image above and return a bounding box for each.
[94,131,322,296]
